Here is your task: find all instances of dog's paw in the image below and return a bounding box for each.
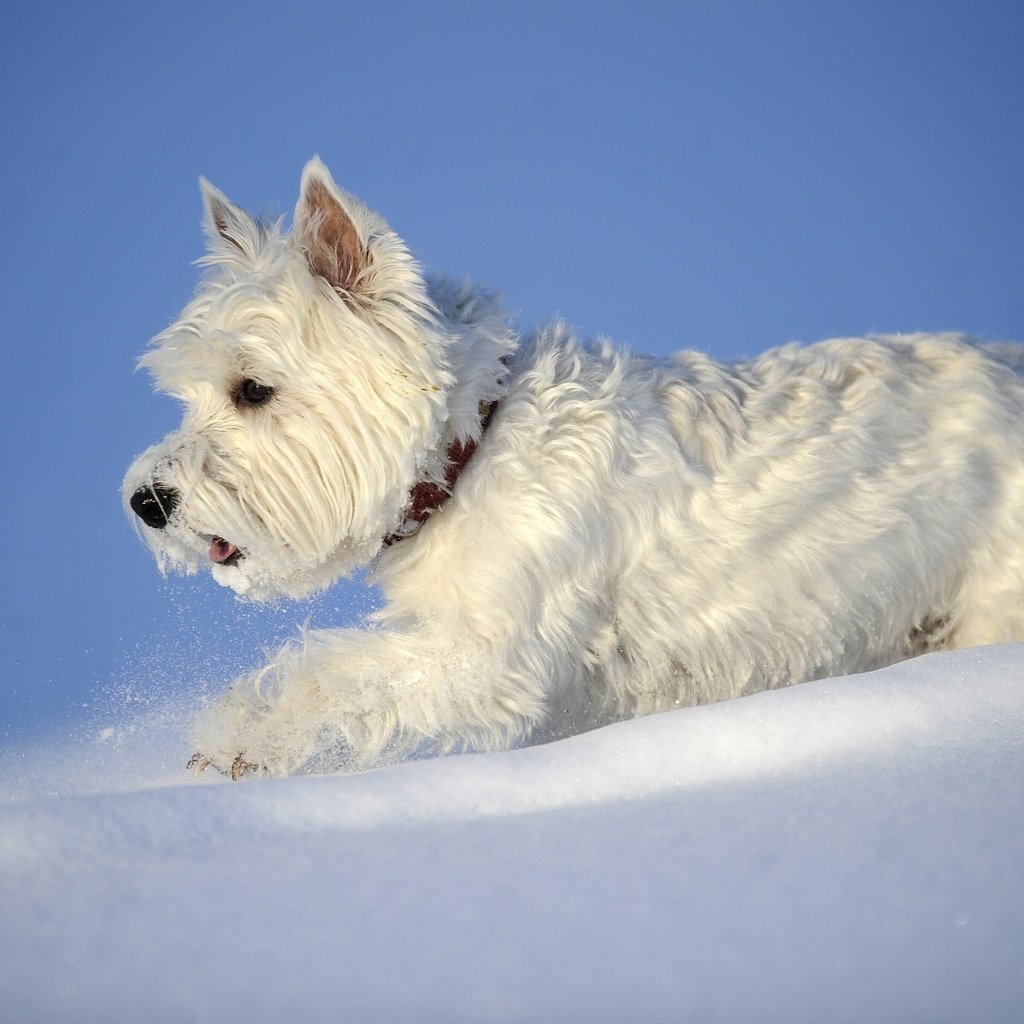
[187,751,263,781]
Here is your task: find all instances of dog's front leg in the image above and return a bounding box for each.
[190,623,543,777]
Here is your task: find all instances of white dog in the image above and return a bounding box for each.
[124,158,1024,778]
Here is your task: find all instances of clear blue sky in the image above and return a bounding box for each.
[2,1,1022,741]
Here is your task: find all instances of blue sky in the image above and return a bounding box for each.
[2,1,1022,742]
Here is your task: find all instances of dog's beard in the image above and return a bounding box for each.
[144,513,376,601]
[124,462,395,602]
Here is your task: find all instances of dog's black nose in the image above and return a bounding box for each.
[130,484,179,530]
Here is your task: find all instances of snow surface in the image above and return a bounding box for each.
[1,645,1022,1023]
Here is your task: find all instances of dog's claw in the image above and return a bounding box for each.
[187,751,259,780]
[230,753,259,780]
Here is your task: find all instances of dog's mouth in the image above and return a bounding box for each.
[209,537,243,566]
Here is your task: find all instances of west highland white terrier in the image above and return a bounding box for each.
[124,158,1024,778]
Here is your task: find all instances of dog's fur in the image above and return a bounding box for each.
[124,158,1024,776]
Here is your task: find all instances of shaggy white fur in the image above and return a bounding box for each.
[124,158,1024,777]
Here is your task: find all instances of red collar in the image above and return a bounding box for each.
[383,402,497,546]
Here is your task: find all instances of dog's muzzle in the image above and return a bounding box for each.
[130,484,179,530]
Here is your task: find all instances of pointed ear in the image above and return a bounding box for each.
[294,157,366,293]
[200,178,254,254]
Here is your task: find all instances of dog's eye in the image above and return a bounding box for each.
[236,379,274,407]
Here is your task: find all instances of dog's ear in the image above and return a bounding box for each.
[294,157,367,293]
[200,178,255,255]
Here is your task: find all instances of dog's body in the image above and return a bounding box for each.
[124,159,1024,776]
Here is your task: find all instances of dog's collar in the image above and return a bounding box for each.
[383,401,497,547]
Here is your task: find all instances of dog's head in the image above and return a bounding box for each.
[123,159,455,599]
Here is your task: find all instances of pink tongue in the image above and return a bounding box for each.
[209,538,240,563]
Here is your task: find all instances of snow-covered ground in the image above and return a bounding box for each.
[2,645,1022,1023]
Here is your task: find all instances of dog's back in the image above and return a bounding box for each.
[487,329,1024,731]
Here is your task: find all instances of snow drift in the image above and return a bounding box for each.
[1,644,1022,1023]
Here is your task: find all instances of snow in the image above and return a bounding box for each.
[2,645,1022,1023]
